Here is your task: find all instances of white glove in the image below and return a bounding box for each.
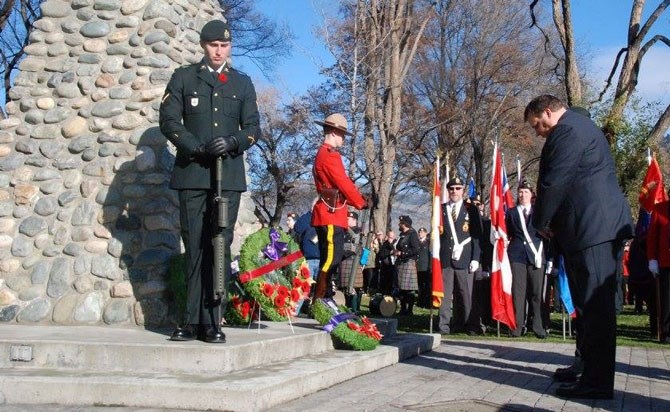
[648,259,659,276]
[469,260,479,273]
[545,261,553,274]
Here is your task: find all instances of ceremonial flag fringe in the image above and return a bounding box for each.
[489,143,516,330]
[431,158,444,308]
[557,256,576,317]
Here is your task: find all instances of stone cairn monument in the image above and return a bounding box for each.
[0,0,260,326]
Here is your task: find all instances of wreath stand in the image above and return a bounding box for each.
[247,300,295,335]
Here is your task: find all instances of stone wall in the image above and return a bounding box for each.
[0,0,260,327]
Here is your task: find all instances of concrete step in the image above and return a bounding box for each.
[0,323,439,411]
[0,320,335,375]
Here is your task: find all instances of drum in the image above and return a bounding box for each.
[369,294,397,317]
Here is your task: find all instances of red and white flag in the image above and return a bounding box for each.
[489,143,516,330]
[431,158,444,308]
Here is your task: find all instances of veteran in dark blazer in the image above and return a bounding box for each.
[438,177,483,335]
[505,180,549,338]
[159,20,261,343]
[525,95,633,399]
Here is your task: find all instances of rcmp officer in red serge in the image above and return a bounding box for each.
[159,20,260,343]
[312,113,369,299]
[438,177,483,335]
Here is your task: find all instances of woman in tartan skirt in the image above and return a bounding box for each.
[394,215,420,315]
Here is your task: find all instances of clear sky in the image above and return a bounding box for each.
[237,0,670,108]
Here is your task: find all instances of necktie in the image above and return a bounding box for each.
[523,208,529,224]
[451,204,457,223]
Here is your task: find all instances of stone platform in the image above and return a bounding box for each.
[0,318,439,411]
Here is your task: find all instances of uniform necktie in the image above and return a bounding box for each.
[523,207,529,224]
[451,204,457,223]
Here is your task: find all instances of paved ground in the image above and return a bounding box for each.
[1,338,668,412]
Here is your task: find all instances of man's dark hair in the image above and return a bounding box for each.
[524,95,567,121]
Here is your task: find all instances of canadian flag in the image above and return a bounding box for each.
[489,143,516,330]
[431,158,444,308]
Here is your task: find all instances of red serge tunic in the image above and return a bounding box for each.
[311,143,366,228]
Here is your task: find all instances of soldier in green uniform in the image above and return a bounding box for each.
[159,20,261,343]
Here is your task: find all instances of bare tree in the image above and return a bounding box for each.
[219,0,294,76]
[248,88,319,226]
[408,0,550,202]
[594,0,670,144]
[355,0,433,232]
[530,0,583,105]
[0,0,41,118]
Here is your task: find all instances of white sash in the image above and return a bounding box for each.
[447,203,471,261]
[517,206,543,269]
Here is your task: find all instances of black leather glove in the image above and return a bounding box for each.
[205,136,239,157]
[191,144,209,159]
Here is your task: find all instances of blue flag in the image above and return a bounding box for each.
[558,256,576,317]
[468,178,476,199]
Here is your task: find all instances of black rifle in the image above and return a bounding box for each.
[213,156,228,312]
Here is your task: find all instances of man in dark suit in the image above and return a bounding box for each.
[525,95,633,399]
[438,177,483,335]
[505,180,549,338]
[159,20,261,343]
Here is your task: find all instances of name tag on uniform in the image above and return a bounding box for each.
[190,97,199,107]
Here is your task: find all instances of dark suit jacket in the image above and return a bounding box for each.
[159,60,260,190]
[440,201,482,270]
[532,110,633,253]
[506,205,546,265]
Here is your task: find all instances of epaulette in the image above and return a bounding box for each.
[228,66,252,79]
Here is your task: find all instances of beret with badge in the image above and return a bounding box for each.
[200,20,232,42]
[399,215,412,226]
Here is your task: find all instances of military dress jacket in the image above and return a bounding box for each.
[439,201,482,270]
[159,60,260,190]
[311,143,366,228]
[506,205,546,266]
[532,110,633,253]
[396,228,420,264]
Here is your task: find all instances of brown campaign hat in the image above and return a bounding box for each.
[315,113,353,136]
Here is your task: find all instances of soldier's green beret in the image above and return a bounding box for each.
[200,20,232,42]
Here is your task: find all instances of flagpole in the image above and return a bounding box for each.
[516,155,522,188]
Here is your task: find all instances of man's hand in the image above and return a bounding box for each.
[545,261,553,275]
[648,259,659,277]
[205,136,239,157]
[469,260,479,273]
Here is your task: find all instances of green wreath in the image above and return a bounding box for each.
[312,298,382,351]
[233,227,311,323]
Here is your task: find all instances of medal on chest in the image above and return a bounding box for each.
[462,213,470,233]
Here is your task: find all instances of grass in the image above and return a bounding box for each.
[359,295,665,349]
